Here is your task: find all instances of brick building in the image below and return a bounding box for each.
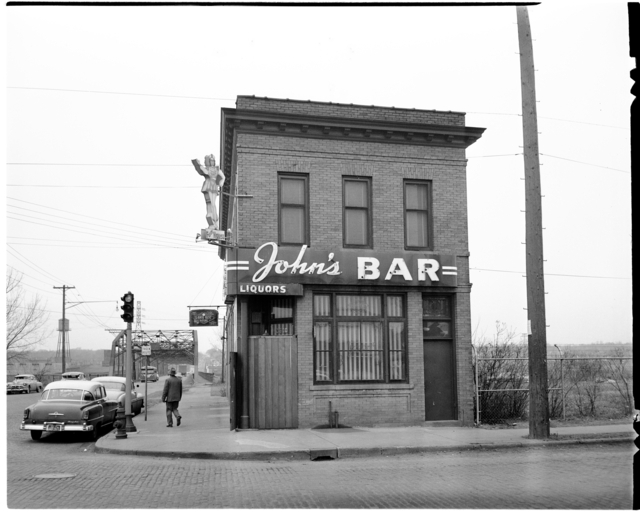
[219,96,484,429]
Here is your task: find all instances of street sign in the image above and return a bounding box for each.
[141,345,151,356]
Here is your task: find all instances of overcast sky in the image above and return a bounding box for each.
[4,2,633,354]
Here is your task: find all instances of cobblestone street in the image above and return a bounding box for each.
[7,442,632,508]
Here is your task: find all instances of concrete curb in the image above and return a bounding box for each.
[95,434,633,461]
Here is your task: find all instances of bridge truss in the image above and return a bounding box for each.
[109,330,199,378]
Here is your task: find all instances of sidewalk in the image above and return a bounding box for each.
[95,383,635,461]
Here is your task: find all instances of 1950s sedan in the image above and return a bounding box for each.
[20,380,119,441]
[7,374,43,394]
[91,376,144,416]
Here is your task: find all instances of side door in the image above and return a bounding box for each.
[423,296,457,421]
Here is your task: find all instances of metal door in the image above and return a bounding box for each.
[423,340,456,420]
[229,352,237,430]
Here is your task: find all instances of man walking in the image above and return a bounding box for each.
[162,368,183,427]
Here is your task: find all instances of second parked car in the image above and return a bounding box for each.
[91,376,144,416]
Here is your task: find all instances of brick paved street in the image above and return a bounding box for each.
[7,442,632,508]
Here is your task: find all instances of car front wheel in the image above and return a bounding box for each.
[31,430,42,441]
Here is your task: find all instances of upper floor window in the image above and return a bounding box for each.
[343,177,372,248]
[279,174,309,245]
[404,180,432,250]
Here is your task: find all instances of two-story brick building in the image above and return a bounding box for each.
[218,96,484,429]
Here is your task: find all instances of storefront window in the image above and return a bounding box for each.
[249,296,294,336]
[313,293,407,383]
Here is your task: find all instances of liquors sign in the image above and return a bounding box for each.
[226,242,458,295]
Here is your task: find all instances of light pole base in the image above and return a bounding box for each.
[125,413,137,433]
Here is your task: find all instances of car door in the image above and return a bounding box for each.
[101,386,118,422]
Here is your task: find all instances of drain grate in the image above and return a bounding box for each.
[34,474,76,479]
[309,449,337,461]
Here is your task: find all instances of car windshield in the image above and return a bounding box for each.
[102,382,126,391]
[15,376,29,380]
[43,389,85,400]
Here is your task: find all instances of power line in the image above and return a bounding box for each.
[7,215,210,252]
[470,267,631,280]
[7,163,191,167]
[6,184,195,188]
[7,86,235,102]
[465,111,627,130]
[8,197,195,239]
[8,204,194,244]
[539,153,629,174]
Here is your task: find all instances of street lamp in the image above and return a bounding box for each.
[554,344,565,421]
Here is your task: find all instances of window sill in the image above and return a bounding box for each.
[309,383,414,391]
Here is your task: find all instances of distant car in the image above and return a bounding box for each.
[7,374,43,394]
[61,371,86,380]
[91,376,144,416]
[139,366,159,383]
[21,380,118,441]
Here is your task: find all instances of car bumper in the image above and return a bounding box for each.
[20,422,94,432]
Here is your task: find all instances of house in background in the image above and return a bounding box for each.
[218,96,484,429]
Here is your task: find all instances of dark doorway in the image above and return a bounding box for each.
[422,295,456,421]
[423,341,456,420]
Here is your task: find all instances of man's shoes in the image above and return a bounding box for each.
[177,416,182,426]
[166,424,173,427]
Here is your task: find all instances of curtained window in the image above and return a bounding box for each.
[404,181,432,250]
[313,293,407,383]
[279,174,309,245]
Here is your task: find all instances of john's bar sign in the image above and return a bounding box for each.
[226,242,458,293]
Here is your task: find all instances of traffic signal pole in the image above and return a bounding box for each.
[124,320,136,432]
[120,292,137,433]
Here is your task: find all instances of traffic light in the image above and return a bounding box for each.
[120,292,134,323]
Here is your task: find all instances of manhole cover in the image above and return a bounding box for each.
[34,474,76,479]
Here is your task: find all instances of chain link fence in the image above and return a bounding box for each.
[472,346,633,424]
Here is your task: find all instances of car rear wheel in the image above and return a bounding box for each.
[30,430,42,441]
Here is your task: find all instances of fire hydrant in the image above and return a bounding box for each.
[114,406,127,439]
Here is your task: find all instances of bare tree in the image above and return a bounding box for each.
[603,347,634,415]
[6,269,51,362]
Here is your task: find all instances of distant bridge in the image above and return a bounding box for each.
[108,329,199,378]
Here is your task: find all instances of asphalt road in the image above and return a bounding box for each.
[6,387,634,509]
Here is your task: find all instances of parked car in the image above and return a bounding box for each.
[7,374,43,394]
[61,371,86,380]
[20,380,118,441]
[91,376,144,416]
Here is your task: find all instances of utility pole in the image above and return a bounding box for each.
[517,5,550,439]
[53,285,75,373]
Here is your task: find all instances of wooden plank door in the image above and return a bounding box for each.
[248,336,298,429]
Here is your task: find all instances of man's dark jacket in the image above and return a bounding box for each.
[162,375,182,402]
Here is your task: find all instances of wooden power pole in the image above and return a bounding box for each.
[516,5,550,439]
